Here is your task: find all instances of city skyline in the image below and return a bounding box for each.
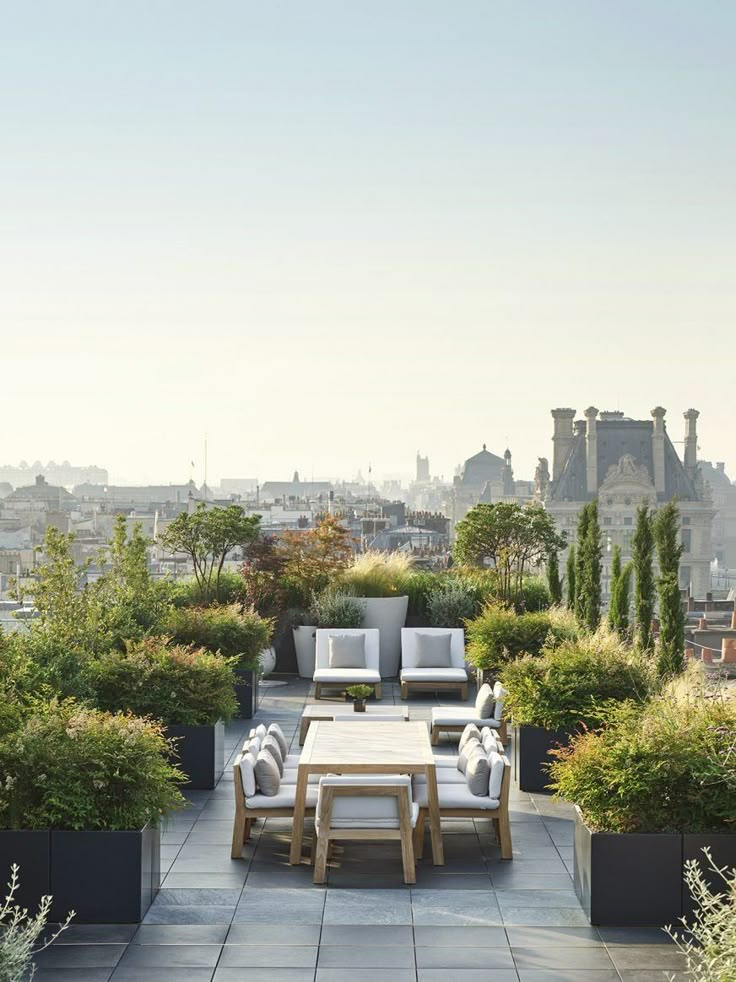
[2,3,734,484]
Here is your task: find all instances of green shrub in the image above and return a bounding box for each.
[165,604,271,669]
[514,576,552,613]
[548,674,736,833]
[426,578,480,627]
[405,569,442,619]
[0,701,185,831]
[465,603,578,674]
[168,571,245,608]
[0,633,41,739]
[310,591,364,629]
[500,630,657,731]
[87,638,237,726]
[338,552,415,597]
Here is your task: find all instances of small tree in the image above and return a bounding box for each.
[279,514,355,607]
[573,505,591,622]
[546,549,562,604]
[607,545,622,629]
[161,504,261,604]
[610,561,633,637]
[653,500,686,676]
[575,502,602,631]
[566,544,576,609]
[454,503,565,603]
[632,504,656,651]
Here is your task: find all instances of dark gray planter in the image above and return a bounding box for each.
[574,808,682,926]
[517,724,571,793]
[234,669,258,719]
[682,833,736,917]
[167,721,225,790]
[0,830,50,911]
[0,825,159,923]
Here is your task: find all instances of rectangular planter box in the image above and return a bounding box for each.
[167,721,225,790]
[0,826,159,923]
[234,669,258,720]
[517,724,570,793]
[574,808,683,926]
[0,830,50,911]
[682,833,736,917]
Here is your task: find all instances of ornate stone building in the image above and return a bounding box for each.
[541,407,714,599]
[448,444,534,535]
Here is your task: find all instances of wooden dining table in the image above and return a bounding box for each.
[288,720,445,866]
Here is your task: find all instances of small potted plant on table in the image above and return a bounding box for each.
[346,684,374,712]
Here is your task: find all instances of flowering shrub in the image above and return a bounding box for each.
[87,638,237,726]
[0,701,185,831]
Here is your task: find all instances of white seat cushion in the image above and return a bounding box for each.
[433,754,460,767]
[399,668,468,683]
[431,707,501,728]
[245,786,319,809]
[415,782,500,810]
[317,801,419,831]
[413,768,465,785]
[316,774,417,829]
[313,668,381,683]
[282,769,322,785]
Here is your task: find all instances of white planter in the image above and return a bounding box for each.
[259,646,277,677]
[357,596,409,678]
[293,625,317,679]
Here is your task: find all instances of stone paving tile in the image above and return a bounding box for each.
[317,944,416,967]
[33,945,127,968]
[217,944,318,967]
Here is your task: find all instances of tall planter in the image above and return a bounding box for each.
[0,825,159,924]
[574,808,682,927]
[682,833,736,917]
[293,625,317,679]
[167,721,225,790]
[357,596,409,678]
[517,724,571,793]
[234,668,258,719]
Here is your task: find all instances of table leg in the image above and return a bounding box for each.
[424,764,445,866]
[289,765,309,864]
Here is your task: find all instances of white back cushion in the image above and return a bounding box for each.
[238,751,257,797]
[401,628,465,669]
[492,682,508,721]
[267,723,289,758]
[318,774,412,824]
[315,629,380,672]
[488,751,506,799]
[475,683,495,718]
[458,724,482,752]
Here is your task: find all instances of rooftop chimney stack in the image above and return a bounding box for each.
[584,406,599,494]
[551,408,576,483]
[651,407,666,494]
[683,409,699,479]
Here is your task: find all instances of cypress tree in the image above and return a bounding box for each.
[574,505,590,622]
[653,501,686,676]
[611,560,633,636]
[582,500,602,631]
[607,544,622,629]
[566,544,576,609]
[547,549,562,604]
[632,503,656,651]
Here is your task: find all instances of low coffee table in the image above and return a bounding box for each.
[299,703,410,745]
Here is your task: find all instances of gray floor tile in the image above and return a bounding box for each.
[153,888,241,906]
[32,972,114,982]
[597,927,676,945]
[496,890,581,908]
[132,925,228,945]
[142,905,235,925]
[51,925,137,945]
[502,907,591,927]
[512,947,616,970]
[516,973,618,982]
[163,872,248,889]
[317,971,417,982]
[416,946,516,968]
[505,927,602,947]
[214,971,314,982]
[319,924,414,945]
[34,945,127,968]
[414,925,509,946]
[318,944,415,967]
[418,971,520,982]
[606,946,688,970]
[110,970,215,982]
[116,945,221,967]
[218,944,318,967]
[225,923,321,945]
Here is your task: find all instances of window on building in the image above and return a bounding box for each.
[623,517,633,526]
[603,517,612,526]
[679,566,691,589]
[681,528,691,553]
[682,517,691,526]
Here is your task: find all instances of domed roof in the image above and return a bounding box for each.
[459,445,505,486]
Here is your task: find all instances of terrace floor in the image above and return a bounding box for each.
[36,678,683,982]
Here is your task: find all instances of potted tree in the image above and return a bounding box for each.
[0,702,184,923]
[88,637,237,790]
[500,630,655,792]
[346,684,374,712]
[549,672,736,926]
[166,604,271,718]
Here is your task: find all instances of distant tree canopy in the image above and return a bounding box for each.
[454,502,565,602]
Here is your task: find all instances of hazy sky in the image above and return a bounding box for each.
[2,1,734,486]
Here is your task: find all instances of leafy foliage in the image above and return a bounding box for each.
[548,671,736,833]
[465,603,578,673]
[454,503,565,603]
[0,634,40,739]
[239,534,289,620]
[0,865,73,982]
[426,578,480,627]
[0,701,185,831]
[575,501,602,631]
[338,551,416,598]
[607,545,622,630]
[309,591,364,629]
[667,849,736,981]
[632,503,656,651]
[500,630,657,731]
[609,561,633,637]
[547,549,562,605]
[278,515,355,607]
[87,638,237,726]
[346,684,373,701]
[653,500,686,677]
[566,544,576,608]
[169,571,245,608]
[166,604,271,669]
[161,504,261,604]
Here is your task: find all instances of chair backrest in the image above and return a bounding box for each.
[317,774,413,828]
[400,628,465,669]
[330,712,405,722]
[315,629,380,672]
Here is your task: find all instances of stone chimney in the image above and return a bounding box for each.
[551,408,576,483]
[651,407,666,494]
[717,461,725,473]
[584,406,599,494]
[683,409,699,479]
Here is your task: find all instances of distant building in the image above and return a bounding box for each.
[449,444,534,532]
[259,471,333,503]
[74,481,199,509]
[220,477,259,497]
[543,407,714,599]
[699,460,736,573]
[415,452,430,484]
[3,475,77,513]
[0,462,107,489]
